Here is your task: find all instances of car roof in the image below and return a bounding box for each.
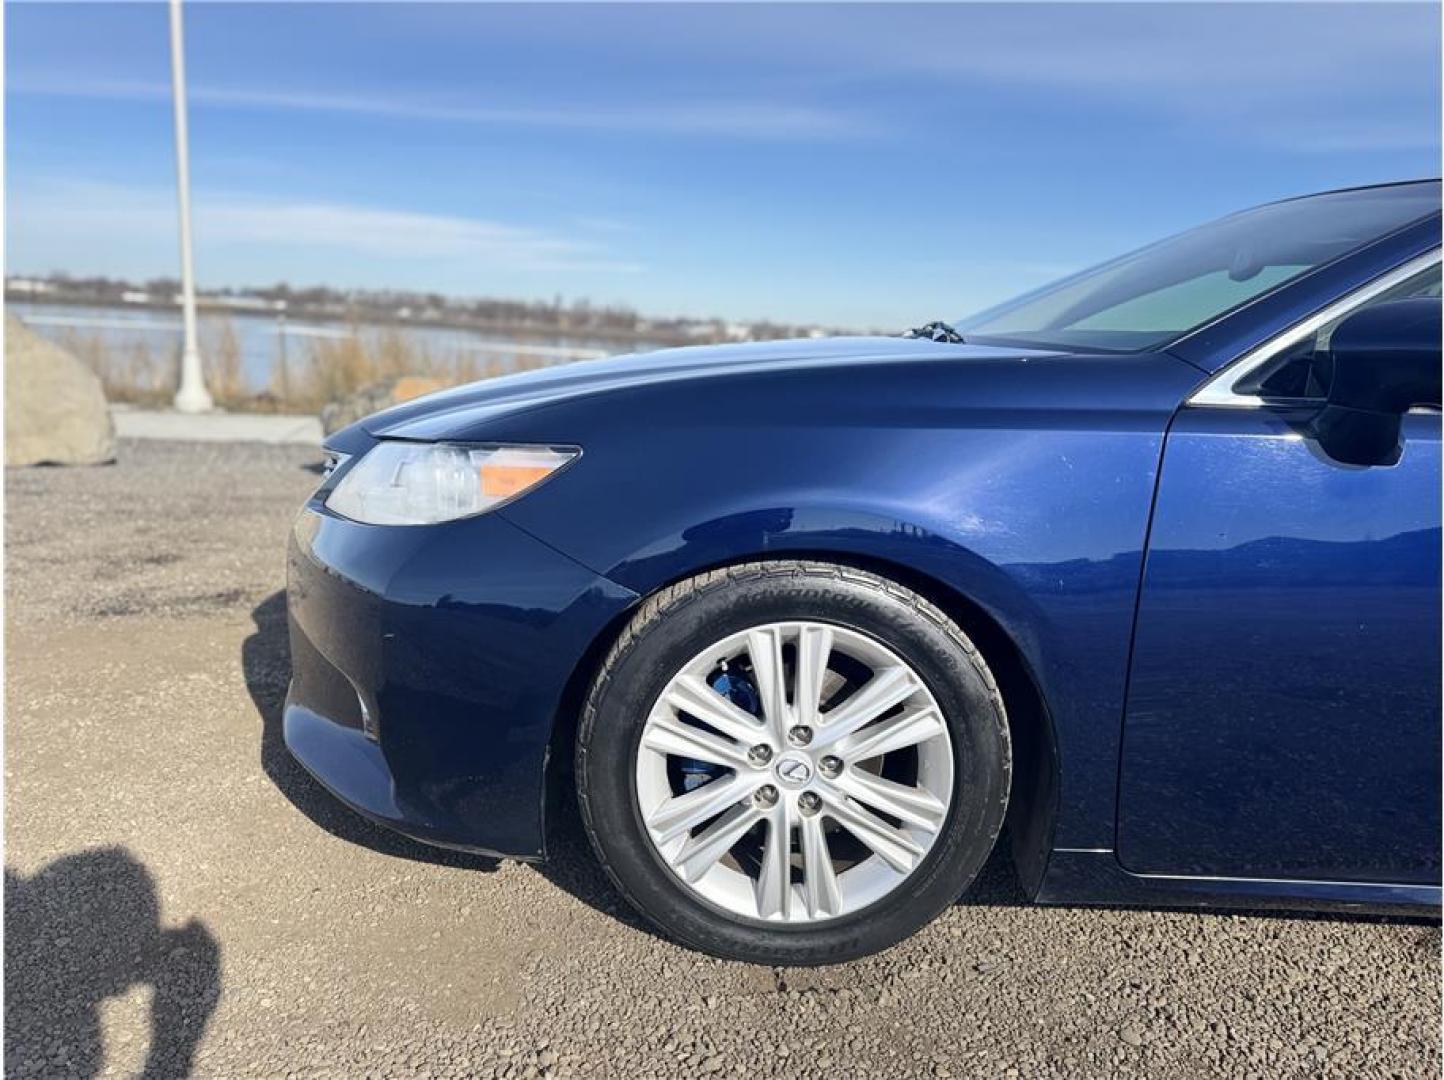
[1266,178,1441,209]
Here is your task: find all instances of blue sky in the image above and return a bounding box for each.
[7,2,1440,328]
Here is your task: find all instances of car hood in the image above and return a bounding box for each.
[361,335,1060,441]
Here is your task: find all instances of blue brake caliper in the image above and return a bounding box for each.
[678,666,761,792]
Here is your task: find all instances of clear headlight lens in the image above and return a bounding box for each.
[325,442,577,525]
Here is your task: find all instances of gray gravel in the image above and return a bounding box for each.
[5,439,1440,1078]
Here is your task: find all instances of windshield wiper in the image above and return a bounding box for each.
[902,321,965,344]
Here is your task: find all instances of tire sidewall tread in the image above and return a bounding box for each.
[576,560,1011,965]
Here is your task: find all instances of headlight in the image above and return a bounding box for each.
[324,442,577,525]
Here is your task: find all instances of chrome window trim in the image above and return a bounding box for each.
[1188,249,1443,408]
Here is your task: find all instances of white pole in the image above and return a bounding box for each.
[169,0,212,413]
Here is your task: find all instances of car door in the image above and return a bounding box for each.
[1117,255,1442,884]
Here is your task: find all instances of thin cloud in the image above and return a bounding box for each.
[9,77,874,141]
[9,182,644,275]
[1233,120,1442,155]
[660,4,1437,101]
[12,2,1433,150]
[573,216,637,235]
[635,4,1439,150]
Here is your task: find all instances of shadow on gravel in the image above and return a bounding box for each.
[956,839,1031,908]
[4,848,219,1078]
[243,591,499,873]
[533,790,656,936]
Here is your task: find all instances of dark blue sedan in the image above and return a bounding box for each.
[287,180,1441,964]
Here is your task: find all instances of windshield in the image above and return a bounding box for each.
[955,182,1441,353]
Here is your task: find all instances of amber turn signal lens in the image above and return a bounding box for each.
[480,464,556,498]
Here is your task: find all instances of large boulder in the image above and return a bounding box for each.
[319,375,447,435]
[5,315,116,466]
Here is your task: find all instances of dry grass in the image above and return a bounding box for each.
[52,319,552,414]
[283,324,552,412]
[56,329,171,407]
[203,316,247,406]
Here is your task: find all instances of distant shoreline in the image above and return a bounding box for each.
[6,292,718,349]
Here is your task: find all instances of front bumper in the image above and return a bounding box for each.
[284,498,636,859]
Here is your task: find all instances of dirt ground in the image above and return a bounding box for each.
[5,439,1440,1078]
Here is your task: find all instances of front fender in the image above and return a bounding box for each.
[507,473,1154,854]
[489,354,1196,847]
[591,499,1050,659]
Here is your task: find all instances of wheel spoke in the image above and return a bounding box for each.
[799,813,841,918]
[822,794,925,875]
[793,624,834,728]
[645,773,750,845]
[664,674,767,746]
[674,803,763,882]
[755,803,795,919]
[836,706,947,763]
[811,666,922,748]
[745,627,789,743]
[642,712,751,770]
[834,769,947,833]
[635,620,957,924]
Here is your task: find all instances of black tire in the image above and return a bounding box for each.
[576,560,1011,965]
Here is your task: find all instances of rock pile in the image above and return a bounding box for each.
[5,315,117,466]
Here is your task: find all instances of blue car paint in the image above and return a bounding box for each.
[1036,849,1440,916]
[469,347,1204,858]
[286,501,636,857]
[288,182,1442,917]
[1118,407,1441,883]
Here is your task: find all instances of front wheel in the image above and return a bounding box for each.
[576,561,1011,965]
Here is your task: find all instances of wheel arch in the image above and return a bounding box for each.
[544,547,1061,898]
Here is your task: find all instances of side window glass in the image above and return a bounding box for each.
[1242,263,1442,400]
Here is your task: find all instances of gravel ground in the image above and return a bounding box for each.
[5,439,1440,1078]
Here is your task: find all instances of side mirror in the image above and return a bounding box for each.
[1311,297,1441,466]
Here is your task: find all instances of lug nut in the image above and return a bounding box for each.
[798,791,822,815]
[787,725,814,747]
[753,784,780,808]
[819,755,843,778]
[748,744,773,767]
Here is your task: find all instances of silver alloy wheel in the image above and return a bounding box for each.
[634,621,954,923]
